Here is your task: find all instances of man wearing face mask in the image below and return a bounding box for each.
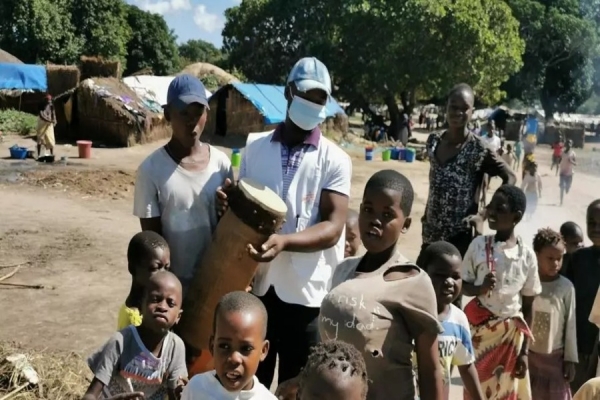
[216,57,351,388]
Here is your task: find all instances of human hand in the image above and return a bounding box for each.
[275,376,300,400]
[514,354,528,379]
[479,272,496,296]
[245,285,252,292]
[106,393,145,400]
[563,361,576,382]
[463,213,484,234]
[216,178,233,217]
[247,234,287,263]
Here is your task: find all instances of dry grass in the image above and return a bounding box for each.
[79,56,121,81]
[180,62,239,86]
[0,342,90,400]
[46,65,80,98]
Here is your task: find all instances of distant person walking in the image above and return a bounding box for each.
[559,140,576,206]
[36,94,56,158]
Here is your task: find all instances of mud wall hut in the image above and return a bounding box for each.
[203,83,347,148]
[54,77,170,147]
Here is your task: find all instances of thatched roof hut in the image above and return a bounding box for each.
[0,49,23,64]
[181,62,239,87]
[80,56,121,81]
[202,83,347,149]
[54,77,170,147]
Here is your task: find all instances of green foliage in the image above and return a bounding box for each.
[0,109,38,136]
[124,5,180,76]
[178,39,223,65]
[200,75,221,91]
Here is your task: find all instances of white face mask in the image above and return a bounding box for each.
[288,95,327,131]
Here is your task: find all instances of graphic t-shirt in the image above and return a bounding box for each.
[181,371,276,399]
[88,326,187,399]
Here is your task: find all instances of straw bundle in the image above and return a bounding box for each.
[0,342,90,399]
[45,65,80,97]
[180,62,239,86]
[79,56,121,81]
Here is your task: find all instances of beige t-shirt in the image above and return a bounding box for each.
[319,253,442,400]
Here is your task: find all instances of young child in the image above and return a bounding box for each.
[297,340,368,400]
[181,291,275,399]
[84,271,187,400]
[502,144,517,169]
[418,241,484,400]
[345,208,361,258]
[118,231,171,330]
[552,138,564,175]
[565,199,600,393]
[529,228,577,399]
[514,140,523,170]
[573,377,600,399]
[521,162,542,221]
[462,185,542,400]
[319,169,444,400]
[559,221,584,277]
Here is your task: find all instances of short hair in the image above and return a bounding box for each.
[533,228,564,253]
[144,271,182,300]
[418,241,461,271]
[347,209,359,224]
[448,83,474,100]
[213,291,268,338]
[494,185,527,214]
[588,199,600,213]
[560,221,583,238]
[127,231,169,275]
[299,340,368,399]
[364,169,414,216]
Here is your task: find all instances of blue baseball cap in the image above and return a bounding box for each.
[165,74,210,110]
[287,57,332,96]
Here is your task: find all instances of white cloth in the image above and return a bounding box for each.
[181,372,276,400]
[559,150,576,176]
[461,235,542,319]
[133,146,233,290]
[240,131,352,306]
[482,134,502,153]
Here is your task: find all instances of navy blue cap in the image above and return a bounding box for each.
[165,74,210,110]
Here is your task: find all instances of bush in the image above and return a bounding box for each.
[0,109,38,136]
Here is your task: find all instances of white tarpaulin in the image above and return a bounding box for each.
[123,75,212,106]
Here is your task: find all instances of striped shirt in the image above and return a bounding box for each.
[271,123,321,199]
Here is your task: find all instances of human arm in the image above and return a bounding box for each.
[515,295,535,378]
[133,165,162,235]
[537,174,542,197]
[458,364,484,400]
[82,379,145,400]
[481,147,517,185]
[166,337,188,400]
[415,332,444,400]
[461,240,496,297]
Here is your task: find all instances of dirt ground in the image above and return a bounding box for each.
[0,132,597,397]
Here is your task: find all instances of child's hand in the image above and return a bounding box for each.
[563,361,576,382]
[275,376,300,400]
[107,393,145,400]
[514,354,528,379]
[173,376,188,399]
[479,273,496,295]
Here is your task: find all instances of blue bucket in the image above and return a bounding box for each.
[365,148,374,161]
[405,148,416,163]
[9,146,27,160]
[390,148,400,160]
[398,148,406,161]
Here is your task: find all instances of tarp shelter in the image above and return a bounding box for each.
[0,63,47,92]
[122,75,212,109]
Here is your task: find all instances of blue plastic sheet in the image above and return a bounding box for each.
[0,63,47,91]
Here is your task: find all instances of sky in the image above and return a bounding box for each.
[126,0,240,48]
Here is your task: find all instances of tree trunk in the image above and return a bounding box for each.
[539,90,555,122]
[384,93,401,141]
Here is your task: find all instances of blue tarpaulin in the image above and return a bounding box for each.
[0,63,47,91]
[229,83,346,125]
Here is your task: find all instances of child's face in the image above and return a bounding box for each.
[142,276,182,334]
[537,243,565,278]
[427,255,463,306]
[564,232,584,254]
[210,310,268,392]
[588,204,600,246]
[345,221,361,258]
[299,369,365,400]
[446,91,473,129]
[359,188,411,254]
[486,192,521,232]
[134,247,171,286]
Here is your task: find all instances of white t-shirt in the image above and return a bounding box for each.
[133,146,233,290]
[482,134,502,153]
[181,371,276,400]
[559,149,576,176]
[462,235,542,319]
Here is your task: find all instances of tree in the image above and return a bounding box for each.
[178,39,223,66]
[124,5,179,76]
[503,0,599,119]
[0,0,83,64]
[69,0,131,63]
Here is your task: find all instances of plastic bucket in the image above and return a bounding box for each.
[365,148,374,161]
[382,149,391,161]
[390,148,399,160]
[9,146,28,160]
[405,148,416,163]
[399,148,406,160]
[77,140,92,159]
[231,149,241,167]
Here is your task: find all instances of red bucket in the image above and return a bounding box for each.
[76,140,92,159]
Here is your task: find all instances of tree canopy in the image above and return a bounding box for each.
[178,39,223,66]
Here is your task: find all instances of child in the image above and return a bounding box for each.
[559,221,584,277]
[573,377,600,399]
[552,139,564,175]
[529,228,577,399]
[502,144,516,169]
[84,271,187,400]
[319,169,444,400]
[565,199,600,393]
[462,185,542,400]
[521,162,542,221]
[181,291,275,399]
[418,241,484,400]
[345,208,361,258]
[118,231,171,330]
[297,341,368,400]
[514,140,523,171]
